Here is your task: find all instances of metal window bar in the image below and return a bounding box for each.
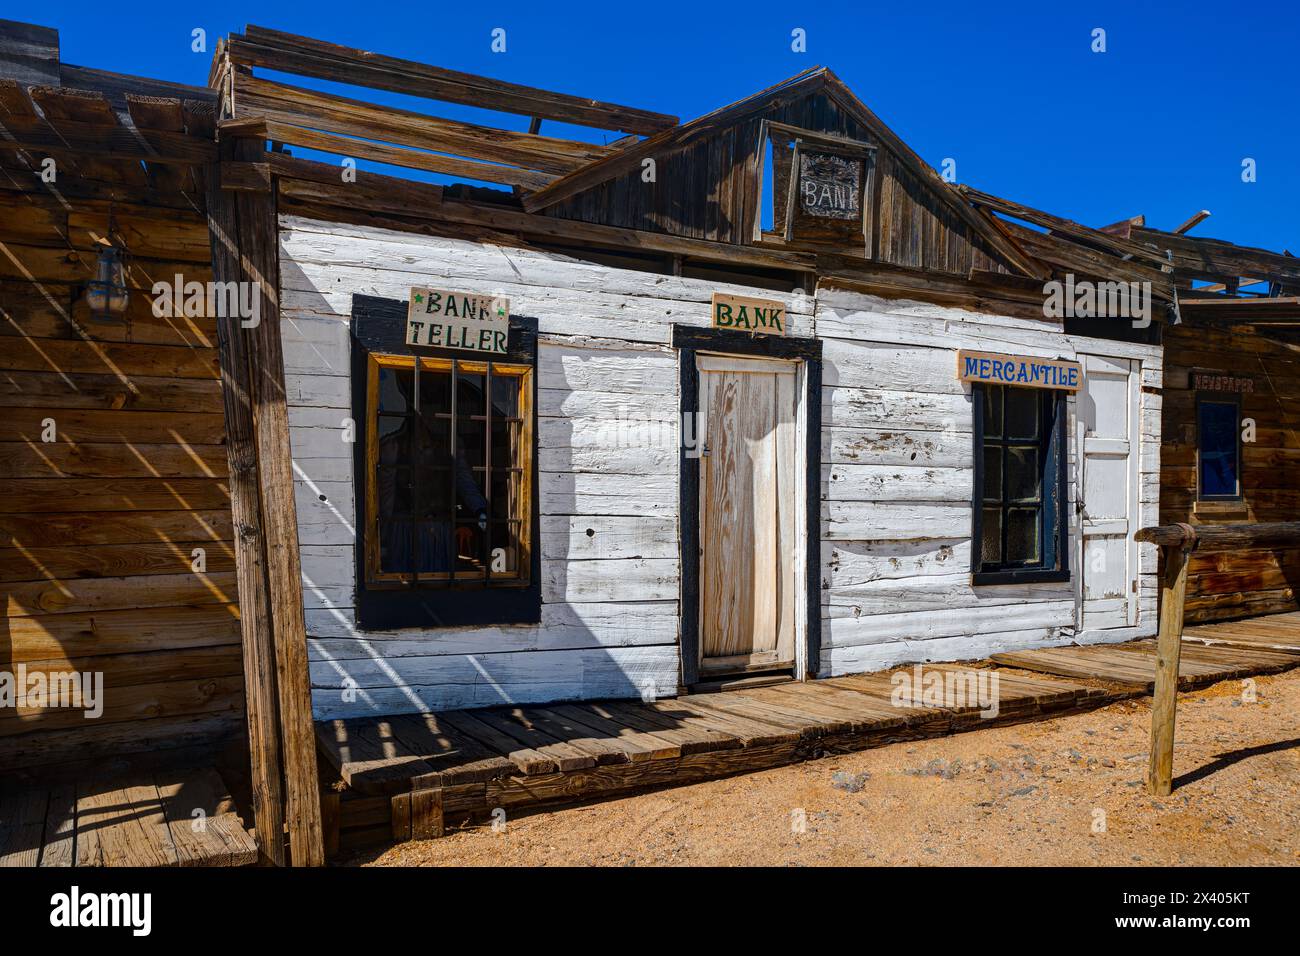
[483,361,493,584]
[411,358,421,589]
[447,357,458,582]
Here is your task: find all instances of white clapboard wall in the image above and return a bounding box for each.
[815,286,1161,676]
[279,216,814,720]
[279,216,1161,717]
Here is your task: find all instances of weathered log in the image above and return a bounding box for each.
[1136,521,1300,553]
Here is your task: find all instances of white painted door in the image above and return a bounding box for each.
[1077,354,1140,630]
[697,354,800,676]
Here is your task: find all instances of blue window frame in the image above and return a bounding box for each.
[971,384,1069,585]
[1197,393,1242,500]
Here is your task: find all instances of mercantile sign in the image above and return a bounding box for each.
[956,349,1081,392]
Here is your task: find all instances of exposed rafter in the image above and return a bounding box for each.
[1173,209,1211,234]
[226,25,677,136]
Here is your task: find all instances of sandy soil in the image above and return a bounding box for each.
[353,668,1300,867]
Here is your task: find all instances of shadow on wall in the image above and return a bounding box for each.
[1,258,244,775]
[276,264,683,720]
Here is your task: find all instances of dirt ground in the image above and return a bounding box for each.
[353,668,1300,867]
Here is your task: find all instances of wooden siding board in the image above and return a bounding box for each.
[0,184,241,770]
[281,219,1161,716]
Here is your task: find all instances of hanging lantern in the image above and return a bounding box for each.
[85,239,129,320]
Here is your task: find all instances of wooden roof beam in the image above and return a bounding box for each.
[228,26,677,135]
[1131,227,1300,285]
[960,185,1170,269]
[1098,214,1145,238]
[522,68,829,214]
[0,19,59,86]
[1173,209,1211,234]
[230,73,605,175]
[217,116,555,191]
[997,218,1175,300]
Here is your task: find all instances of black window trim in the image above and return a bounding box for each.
[349,293,540,630]
[970,382,1070,586]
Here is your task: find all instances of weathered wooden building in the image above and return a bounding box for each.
[196,29,1176,721]
[0,20,260,865]
[3,20,1296,864]
[1116,224,1300,623]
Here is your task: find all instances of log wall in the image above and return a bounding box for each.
[0,183,244,772]
[1160,321,1300,622]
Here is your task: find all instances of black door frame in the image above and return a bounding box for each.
[674,324,823,687]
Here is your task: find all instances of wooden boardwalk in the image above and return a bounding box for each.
[1181,611,1300,653]
[315,663,1125,851]
[992,620,1300,689]
[316,613,1300,854]
[0,767,257,868]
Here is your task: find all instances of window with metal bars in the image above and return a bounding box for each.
[971,383,1069,584]
[364,353,533,590]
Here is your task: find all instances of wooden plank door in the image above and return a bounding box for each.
[1077,354,1140,630]
[697,354,800,675]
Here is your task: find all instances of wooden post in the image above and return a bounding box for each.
[207,160,287,867]
[1148,542,1191,796]
[207,137,325,866]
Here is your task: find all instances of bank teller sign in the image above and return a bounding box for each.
[406,287,509,354]
[957,349,1081,392]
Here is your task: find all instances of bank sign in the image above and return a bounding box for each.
[406,287,509,354]
[711,292,787,336]
[957,349,1081,392]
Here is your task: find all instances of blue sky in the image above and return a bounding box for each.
[40,0,1300,253]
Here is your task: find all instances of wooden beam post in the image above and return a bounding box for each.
[207,158,287,868]
[1148,542,1192,796]
[207,138,325,865]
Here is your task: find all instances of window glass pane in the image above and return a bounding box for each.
[1004,387,1039,439]
[417,365,452,416]
[377,466,414,573]
[377,365,413,414]
[370,358,528,586]
[491,521,520,575]
[453,518,484,574]
[982,386,1002,438]
[1006,508,1040,564]
[413,520,455,574]
[1006,446,1041,502]
[491,419,516,477]
[378,516,405,573]
[458,369,486,419]
[982,447,1002,502]
[491,374,519,419]
[490,469,516,523]
[981,508,1002,566]
[975,384,1061,576]
[1198,400,1239,497]
[376,414,413,466]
